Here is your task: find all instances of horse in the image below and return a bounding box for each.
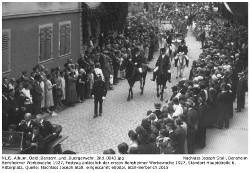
[156,55,171,101]
[120,59,149,101]
[175,52,187,79]
[164,43,177,63]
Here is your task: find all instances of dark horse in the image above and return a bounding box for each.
[120,59,148,101]
[156,55,171,101]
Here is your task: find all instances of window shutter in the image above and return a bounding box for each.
[2,32,10,72]
[45,27,52,60]
[65,25,71,54]
[40,28,46,62]
[60,26,66,55]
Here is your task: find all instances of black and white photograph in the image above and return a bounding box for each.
[2,1,248,159]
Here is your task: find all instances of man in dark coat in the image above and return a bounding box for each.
[25,126,44,154]
[165,30,172,45]
[236,72,247,112]
[151,48,170,81]
[196,96,210,149]
[32,75,43,115]
[200,28,206,49]
[36,114,55,138]
[91,74,107,118]
[132,47,144,74]
[3,77,9,94]
[2,89,10,131]
[175,39,189,67]
[7,89,19,125]
[214,84,233,129]
[186,98,198,154]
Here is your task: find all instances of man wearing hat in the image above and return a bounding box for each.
[165,30,172,45]
[236,72,247,112]
[151,48,170,81]
[185,98,198,154]
[175,39,189,67]
[153,103,162,119]
[132,47,144,74]
[32,74,43,116]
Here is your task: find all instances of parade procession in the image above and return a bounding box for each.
[2,2,248,155]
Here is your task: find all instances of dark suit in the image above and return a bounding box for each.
[3,84,9,93]
[132,53,144,68]
[236,77,246,111]
[165,35,172,45]
[18,120,36,136]
[196,103,210,148]
[37,120,54,138]
[7,96,19,125]
[2,95,10,131]
[25,133,44,154]
[176,44,189,67]
[32,81,43,115]
[91,79,107,115]
[216,91,232,128]
[153,110,162,119]
[138,142,160,154]
[186,108,198,154]
[200,30,206,48]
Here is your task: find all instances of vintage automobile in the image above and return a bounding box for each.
[2,124,68,154]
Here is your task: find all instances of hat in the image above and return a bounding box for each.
[172,97,179,104]
[186,98,195,107]
[154,103,162,109]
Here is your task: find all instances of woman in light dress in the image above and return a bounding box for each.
[45,74,55,114]
[58,70,66,104]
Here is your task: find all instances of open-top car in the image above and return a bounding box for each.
[2,124,68,154]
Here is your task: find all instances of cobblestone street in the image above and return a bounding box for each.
[48,27,248,154]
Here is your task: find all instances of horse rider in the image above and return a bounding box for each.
[132,47,144,75]
[151,48,170,81]
[175,39,189,67]
[165,30,172,45]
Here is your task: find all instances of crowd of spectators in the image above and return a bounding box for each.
[104,5,248,155]
[2,10,163,132]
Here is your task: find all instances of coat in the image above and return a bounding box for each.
[198,103,210,127]
[236,77,247,96]
[217,91,233,116]
[91,79,107,100]
[138,143,160,154]
[18,120,36,136]
[32,81,43,101]
[132,53,144,67]
[25,133,44,153]
[186,108,198,133]
[177,45,188,55]
[37,120,55,138]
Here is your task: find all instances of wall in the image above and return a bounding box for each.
[2,12,80,79]
[2,2,79,16]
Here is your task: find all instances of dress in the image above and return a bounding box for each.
[40,81,45,108]
[45,79,54,107]
[58,76,66,100]
[67,76,77,103]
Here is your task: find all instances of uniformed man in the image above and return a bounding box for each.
[91,74,107,118]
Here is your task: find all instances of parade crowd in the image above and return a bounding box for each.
[2,3,248,154]
[105,6,248,154]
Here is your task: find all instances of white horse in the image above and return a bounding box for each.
[165,43,177,63]
[176,52,187,78]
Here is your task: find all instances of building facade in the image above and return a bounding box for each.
[2,2,81,79]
